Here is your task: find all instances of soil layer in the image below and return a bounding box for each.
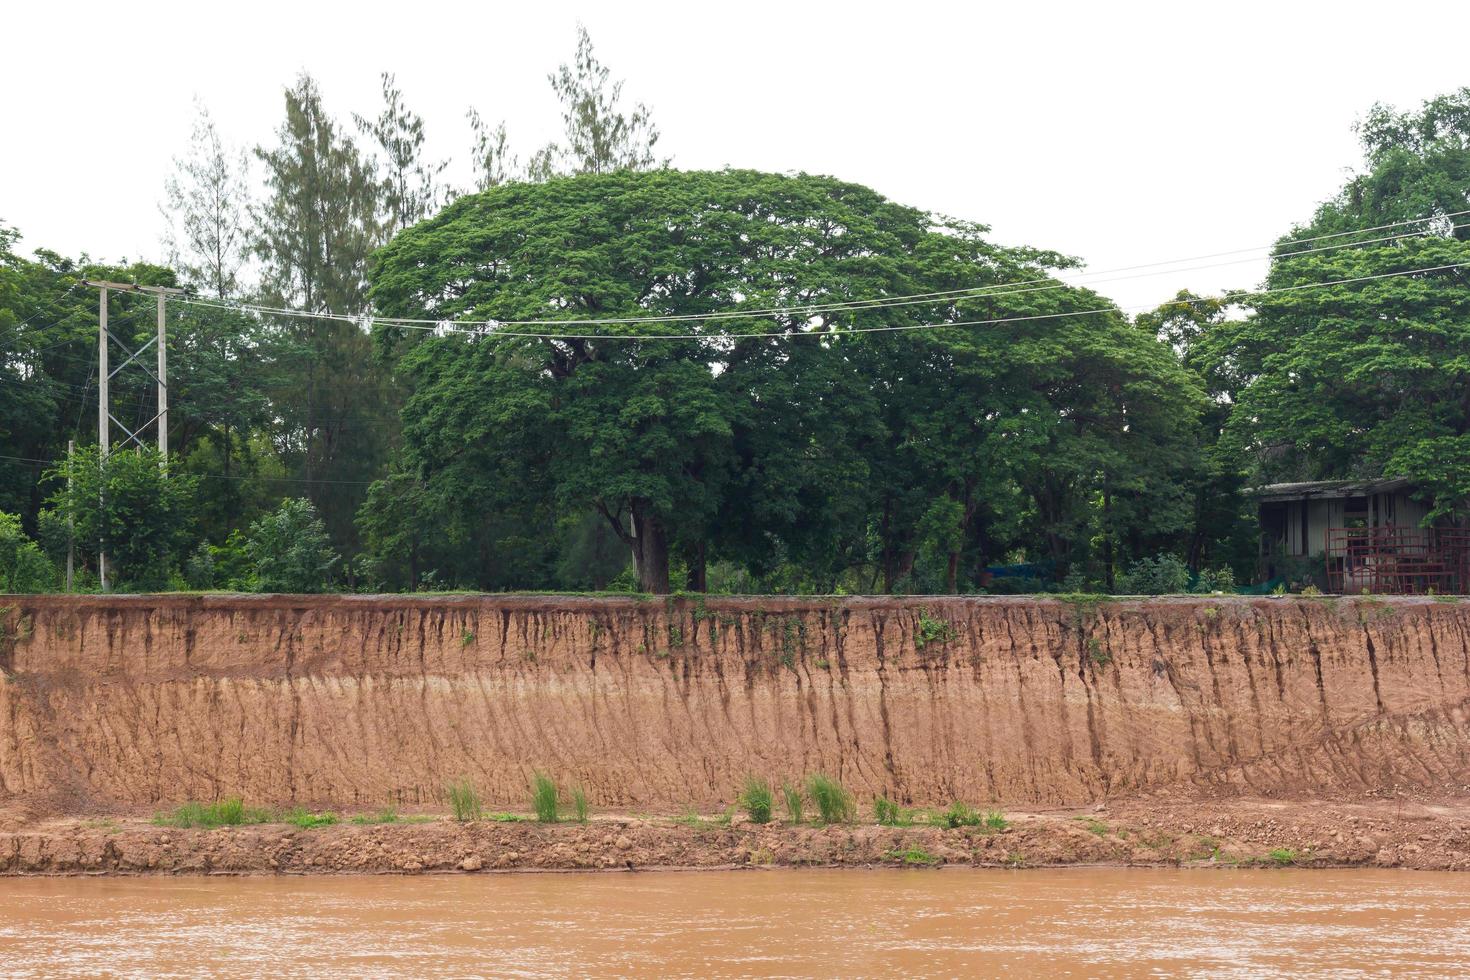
[4,593,1470,875]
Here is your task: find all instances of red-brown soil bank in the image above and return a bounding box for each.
[3,594,1470,823]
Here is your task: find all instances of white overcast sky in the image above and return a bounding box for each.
[5,0,1469,311]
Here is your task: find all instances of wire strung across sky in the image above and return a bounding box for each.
[172,259,1470,343]
[166,208,1470,334]
[11,209,1467,346]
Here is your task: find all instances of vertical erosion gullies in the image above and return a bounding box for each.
[1,594,1469,813]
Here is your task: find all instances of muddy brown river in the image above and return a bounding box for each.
[1,868,1467,977]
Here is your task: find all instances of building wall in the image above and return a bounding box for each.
[1278,489,1430,558]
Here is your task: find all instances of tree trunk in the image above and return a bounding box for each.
[946,551,959,594]
[629,498,671,594]
[686,541,707,593]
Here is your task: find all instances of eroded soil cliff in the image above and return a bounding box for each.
[3,593,1469,824]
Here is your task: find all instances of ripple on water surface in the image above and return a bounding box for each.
[1,868,1468,977]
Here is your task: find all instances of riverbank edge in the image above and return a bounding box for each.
[7,800,1470,875]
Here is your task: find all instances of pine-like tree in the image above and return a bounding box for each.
[161,101,251,299]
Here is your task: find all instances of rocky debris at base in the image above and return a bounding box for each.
[5,799,1470,876]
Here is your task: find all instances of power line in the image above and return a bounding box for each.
[176,259,1470,342]
[175,209,1470,329]
[0,453,375,486]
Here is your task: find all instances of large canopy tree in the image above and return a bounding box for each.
[370,170,935,592]
[368,169,1204,592]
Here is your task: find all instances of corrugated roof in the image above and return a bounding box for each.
[1252,477,1415,502]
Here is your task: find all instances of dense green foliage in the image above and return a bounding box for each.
[0,511,53,592]
[1204,89,1470,520]
[2,74,1468,596]
[243,498,340,593]
[367,169,1207,593]
[42,446,198,590]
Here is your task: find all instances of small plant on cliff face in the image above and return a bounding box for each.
[806,774,855,824]
[1087,636,1112,667]
[447,779,483,822]
[914,610,954,650]
[738,776,774,824]
[532,771,560,823]
[782,782,805,824]
[461,629,475,648]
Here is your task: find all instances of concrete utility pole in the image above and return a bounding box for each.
[65,439,75,593]
[82,280,185,591]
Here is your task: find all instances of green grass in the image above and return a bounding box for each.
[1080,817,1109,836]
[1267,847,1299,866]
[152,798,272,829]
[673,806,714,828]
[280,807,339,829]
[887,845,940,866]
[982,809,1009,832]
[446,779,483,822]
[806,774,855,824]
[532,771,560,823]
[940,801,983,828]
[348,807,434,825]
[738,776,774,824]
[571,785,590,823]
[485,812,528,822]
[875,795,906,826]
[782,782,805,824]
[673,805,737,829]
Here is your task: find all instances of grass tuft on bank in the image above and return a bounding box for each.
[153,798,272,829]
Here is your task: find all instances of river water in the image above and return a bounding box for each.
[1,868,1467,977]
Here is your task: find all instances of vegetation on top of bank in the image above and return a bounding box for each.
[4,66,1469,598]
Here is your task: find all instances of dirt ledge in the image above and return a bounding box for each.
[6,799,1470,876]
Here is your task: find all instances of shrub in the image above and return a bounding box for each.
[446,778,482,822]
[805,774,855,824]
[1192,565,1237,594]
[571,785,589,823]
[1117,554,1191,595]
[532,771,559,823]
[40,445,196,589]
[782,782,805,824]
[246,498,339,593]
[914,609,954,649]
[941,801,983,828]
[874,796,910,826]
[738,776,774,824]
[0,512,55,592]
